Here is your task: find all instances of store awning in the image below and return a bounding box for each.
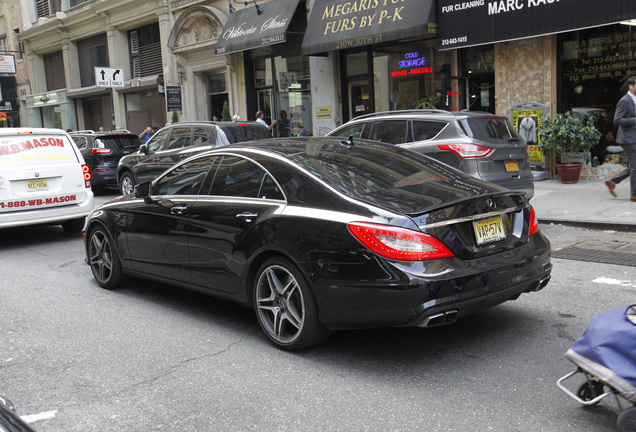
[302,0,437,56]
[438,0,635,51]
[215,0,301,55]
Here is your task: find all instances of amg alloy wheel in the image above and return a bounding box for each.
[254,257,331,350]
[88,227,125,289]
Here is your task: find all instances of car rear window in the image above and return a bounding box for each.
[457,117,521,143]
[95,136,140,150]
[219,125,271,145]
[286,142,462,202]
[0,134,80,167]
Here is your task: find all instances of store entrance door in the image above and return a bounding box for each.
[256,89,275,130]
[347,78,372,120]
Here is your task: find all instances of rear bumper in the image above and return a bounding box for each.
[0,193,94,229]
[310,234,551,329]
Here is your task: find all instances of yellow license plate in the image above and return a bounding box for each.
[26,179,48,191]
[473,216,506,245]
[505,160,519,172]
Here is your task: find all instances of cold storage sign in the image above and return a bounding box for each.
[439,0,635,50]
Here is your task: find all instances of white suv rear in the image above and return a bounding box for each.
[0,128,94,232]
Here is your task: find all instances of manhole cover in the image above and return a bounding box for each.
[552,240,636,267]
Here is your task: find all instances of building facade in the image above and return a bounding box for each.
[9,0,636,166]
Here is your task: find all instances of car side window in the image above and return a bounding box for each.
[71,136,87,149]
[165,127,192,150]
[147,129,170,152]
[207,156,273,199]
[368,120,408,144]
[412,120,447,141]
[330,123,365,139]
[193,127,213,147]
[153,155,216,196]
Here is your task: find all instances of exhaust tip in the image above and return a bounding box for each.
[419,310,459,328]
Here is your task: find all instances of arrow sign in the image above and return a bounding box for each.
[95,67,125,88]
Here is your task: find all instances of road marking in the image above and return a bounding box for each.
[593,277,636,288]
[21,410,57,423]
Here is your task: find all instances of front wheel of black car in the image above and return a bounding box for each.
[119,172,136,195]
[254,257,331,351]
[88,226,126,289]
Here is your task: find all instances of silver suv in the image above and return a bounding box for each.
[327,110,534,199]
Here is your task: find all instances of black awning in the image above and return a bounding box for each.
[302,0,437,56]
[438,0,635,51]
[215,0,301,55]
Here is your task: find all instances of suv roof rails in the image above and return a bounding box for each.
[353,109,451,120]
[70,130,95,134]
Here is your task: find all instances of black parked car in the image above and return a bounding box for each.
[69,130,141,192]
[85,137,552,350]
[116,121,271,195]
[327,109,535,199]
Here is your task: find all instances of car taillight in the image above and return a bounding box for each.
[91,148,112,154]
[437,143,492,158]
[529,205,539,236]
[82,164,91,188]
[347,222,454,261]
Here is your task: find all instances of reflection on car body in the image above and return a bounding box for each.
[85,137,551,351]
[327,109,535,199]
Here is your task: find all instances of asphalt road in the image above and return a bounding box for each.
[1,202,635,431]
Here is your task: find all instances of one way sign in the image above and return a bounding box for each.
[95,67,125,88]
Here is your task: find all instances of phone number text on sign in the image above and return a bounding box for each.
[0,194,78,209]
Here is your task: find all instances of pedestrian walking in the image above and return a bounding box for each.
[604,76,636,201]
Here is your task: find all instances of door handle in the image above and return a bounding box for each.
[236,212,258,222]
[171,205,188,215]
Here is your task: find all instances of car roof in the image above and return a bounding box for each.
[0,127,70,136]
[343,109,505,121]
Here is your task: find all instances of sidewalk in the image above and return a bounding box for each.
[531,177,636,231]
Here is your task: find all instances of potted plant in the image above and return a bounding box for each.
[537,112,601,183]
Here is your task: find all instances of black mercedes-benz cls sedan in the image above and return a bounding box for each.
[84,137,551,350]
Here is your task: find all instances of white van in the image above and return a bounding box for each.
[0,128,94,231]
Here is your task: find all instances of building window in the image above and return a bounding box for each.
[77,34,108,87]
[129,23,162,79]
[44,51,65,91]
[35,0,61,19]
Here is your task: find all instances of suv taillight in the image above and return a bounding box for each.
[91,148,112,154]
[348,222,454,261]
[437,143,492,158]
[82,164,91,188]
[529,206,539,236]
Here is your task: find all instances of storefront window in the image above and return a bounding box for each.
[254,58,273,87]
[461,45,495,113]
[253,54,312,137]
[341,39,451,120]
[559,24,636,160]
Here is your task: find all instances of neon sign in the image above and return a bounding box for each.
[391,52,433,78]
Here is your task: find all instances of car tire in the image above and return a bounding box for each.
[119,171,136,195]
[617,407,636,432]
[61,217,85,233]
[253,257,332,351]
[87,226,126,289]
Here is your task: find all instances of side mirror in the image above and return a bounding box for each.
[134,181,152,202]
[139,143,149,154]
